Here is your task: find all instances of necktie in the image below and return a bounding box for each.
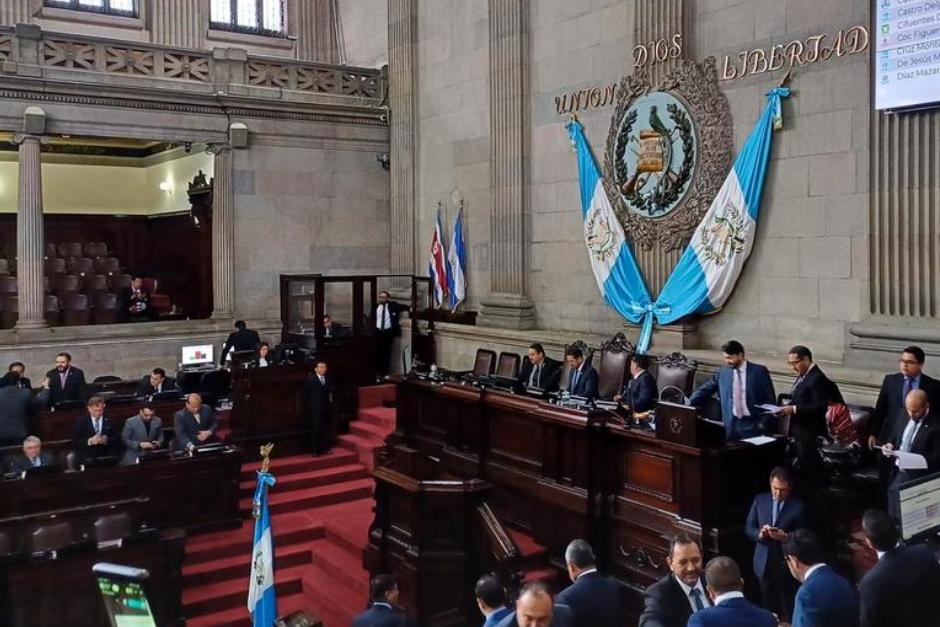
[571,369,580,393]
[319,375,325,385]
[535,364,542,387]
[792,375,803,393]
[59,371,67,388]
[380,304,388,330]
[903,376,913,402]
[773,499,782,526]
[32,457,40,468]
[732,368,745,418]
[690,588,705,611]
[94,418,101,435]
[901,420,919,452]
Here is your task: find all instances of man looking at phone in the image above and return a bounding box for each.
[744,466,810,623]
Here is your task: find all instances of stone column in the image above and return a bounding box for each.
[208,143,234,320]
[478,0,534,329]
[150,0,202,50]
[0,0,31,25]
[12,131,47,330]
[388,0,418,284]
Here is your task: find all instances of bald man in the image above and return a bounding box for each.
[882,389,940,519]
[494,581,574,627]
[173,393,219,451]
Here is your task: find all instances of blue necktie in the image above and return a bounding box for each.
[571,369,580,392]
[903,376,913,402]
[94,418,101,435]
[773,500,782,526]
[690,588,705,611]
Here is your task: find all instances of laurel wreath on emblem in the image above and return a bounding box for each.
[698,201,748,266]
[253,549,266,585]
[613,104,695,217]
[584,206,621,263]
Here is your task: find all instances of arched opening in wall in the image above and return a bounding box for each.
[0,133,214,328]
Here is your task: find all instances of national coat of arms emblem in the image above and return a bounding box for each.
[584,206,621,263]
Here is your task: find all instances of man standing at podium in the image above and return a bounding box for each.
[688,340,776,440]
[517,343,562,393]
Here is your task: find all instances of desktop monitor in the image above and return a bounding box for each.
[181,344,214,367]
[899,471,940,542]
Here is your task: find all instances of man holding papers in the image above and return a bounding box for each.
[881,389,940,519]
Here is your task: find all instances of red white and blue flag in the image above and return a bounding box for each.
[427,207,449,307]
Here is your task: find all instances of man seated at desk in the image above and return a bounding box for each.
[9,436,55,472]
[565,346,598,400]
[122,402,164,464]
[1,362,32,390]
[136,367,179,399]
[173,393,218,451]
[323,314,345,338]
[517,343,562,393]
[688,340,776,440]
[44,352,87,407]
[72,395,120,464]
[614,354,657,415]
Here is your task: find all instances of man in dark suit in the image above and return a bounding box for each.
[745,465,810,622]
[689,340,777,440]
[639,534,711,627]
[516,343,562,393]
[881,389,940,519]
[323,314,346,338]
[9,436,55,472]
[783,529,860,627]
[352,573,413,627]
[1,362,32,390]
[173,393,218,451]
[474,573,511,627]
[556,539,624,627]
[0,375,35,447]
[688,556,777,627]
[374,291,408,378]
[44,352,87,406]
[494,581,574,627]
[220,320,261,365]
[135,367,179,399]
[564,346,598,400]
[615,354,658,414]
[302,360,334,456]
[776,345,844,481]
[121,402,164,464]
[859,508,940,627]
[870,346,940,448]
[71,396,120,464]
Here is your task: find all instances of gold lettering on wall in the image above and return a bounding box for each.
[555,83,617,115]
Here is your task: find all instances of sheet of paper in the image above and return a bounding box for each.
[757,404,783,413]
[896,451,928,470]
[740,435,777,446]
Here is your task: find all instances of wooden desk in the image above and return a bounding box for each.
[229,363,314,455]
[30,396,185,445]
[0,528,185,627]
[0,446,242,533]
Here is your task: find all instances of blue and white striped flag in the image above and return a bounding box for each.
[248,470,277,626]
[656,87,790,326]
[446,207,467,311]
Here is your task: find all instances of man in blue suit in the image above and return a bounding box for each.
[783,529,859,627]
[687,556,776,627]
[745,466,810,622]
[494,581,574,627]
[689,340,776,440]
[615,354,658,414]
[556,539,625,627]
[475,573,512,627]
[565,346,598,400]
[352,574,413,627]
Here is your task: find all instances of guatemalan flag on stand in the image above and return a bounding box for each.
[247,469,277,626]
[568,86,790,353]
[427,206,449,308]
[446,206,467,311]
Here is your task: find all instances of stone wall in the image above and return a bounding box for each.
[407,0,870,362]
[338,0,389,68]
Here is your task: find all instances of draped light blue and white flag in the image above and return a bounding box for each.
[566,119,654,327]
[568,87,790,353]
[446,206,467,311]
[248,470,277,626]
[427,207,449,308]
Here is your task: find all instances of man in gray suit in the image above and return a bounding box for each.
[121,402,164,464]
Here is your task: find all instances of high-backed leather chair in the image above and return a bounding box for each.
[96,257,121,275]
[559,340,592,392]
[655,352,698,397]
[0,258,9,275]
[92,292,119,324]
[44,294,60,327]
[52,274,80,297]
[200,369,232,406]
[110,273,133,291]
[1,295,17,329]
[496,352,521,378]
[83,242,108,258]
[85,274,109,294]
[596,333,636,400]
[67,257,94,276]
[62,293,91,326]
[44,257,67,275]
[57,242,83,258]
[0,275,17,295]
[142,277,171,314]
[43,242,56,258]
[472,349,497,377]
[94,513,132,543]
[31,521,73,552]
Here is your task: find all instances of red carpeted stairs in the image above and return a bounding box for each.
[182,385,397,626]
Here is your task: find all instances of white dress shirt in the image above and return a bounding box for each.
[713,590,745,606]
[376,304,391,330]
[675,575,710,612]
[803,562,826,581]
[732,361,750,418]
